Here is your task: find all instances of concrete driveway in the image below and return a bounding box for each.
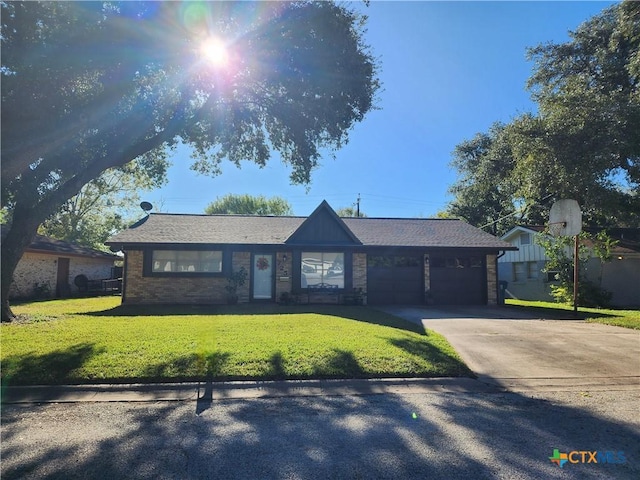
[381,305,640,391]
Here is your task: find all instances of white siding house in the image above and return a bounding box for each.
[498,227,552,301]
[499,226,640,307]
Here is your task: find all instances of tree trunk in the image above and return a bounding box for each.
[1,205,46,322]
[1,109,181,322]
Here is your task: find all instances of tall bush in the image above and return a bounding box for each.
[536,231,616,307]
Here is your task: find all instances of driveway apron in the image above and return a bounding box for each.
[381,306,640,391]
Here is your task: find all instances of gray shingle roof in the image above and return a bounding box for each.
[343,217,514,248]
[106,212,514,250]
[1,225,118,260]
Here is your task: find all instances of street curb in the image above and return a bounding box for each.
[1,377,501,404]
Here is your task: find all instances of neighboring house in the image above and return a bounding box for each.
[2,226,119,299]
[498,226,640,307]
[105,201,516,306]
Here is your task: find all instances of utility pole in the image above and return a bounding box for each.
[356,194,361,217]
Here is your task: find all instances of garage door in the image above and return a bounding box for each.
[367,255,423,304]
[430,256,485,304]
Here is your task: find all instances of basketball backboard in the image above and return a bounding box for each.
[549,199,582,237]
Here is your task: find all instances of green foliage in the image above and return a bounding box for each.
[335,206,367,217]
[446,123,521,235]
[205,194,292,216]
[447,2,640,232]
[224,266,248,299]
[38,159,168,250]
[536,231,617,307]
[548,283,612,309]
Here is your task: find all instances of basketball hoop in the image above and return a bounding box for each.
[549,199,582,237]
[547,221,567,238]
[548,199,582,316]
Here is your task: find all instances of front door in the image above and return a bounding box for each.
[252,254,273,300]
[56,257,71,298]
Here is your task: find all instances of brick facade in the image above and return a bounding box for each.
[274,251,293,302]
[424,254,431,300]
[486,254,497,305]
[352,253,367,291]
[121,249,503,306]
[232,251,251,303]
[124,250,228,304]
[9,252,114,299]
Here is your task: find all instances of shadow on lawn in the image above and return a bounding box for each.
[1,343,103,386]
[128,339,469,391]
[82,303,426,335]
[389,337,472,377]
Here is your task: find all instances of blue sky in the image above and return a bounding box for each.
[144,1,616,218]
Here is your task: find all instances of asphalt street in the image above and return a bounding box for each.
[2,387,639,480]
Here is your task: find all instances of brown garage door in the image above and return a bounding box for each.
[430,255,485,304]
[367,255,423,304]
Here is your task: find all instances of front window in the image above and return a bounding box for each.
[301,252,344,288]
[513,261,526,281]
[152,250,222,273]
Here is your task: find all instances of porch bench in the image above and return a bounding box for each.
[306,283,340,304]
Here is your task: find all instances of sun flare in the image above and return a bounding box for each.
[200,37,229,67]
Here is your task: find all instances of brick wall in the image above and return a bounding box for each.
[486,254,497,305]
[9,252,114,299]
[352,253,367,292]
[274,251,293,301]
[232,251,251,303]
[352,253,367,305]
[69,257,115,291]
[424,254,431,296]
[124,250,231,304]
[9,252,58,299]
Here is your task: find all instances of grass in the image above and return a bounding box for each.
[1,297,471,386]
[506,299,640,330]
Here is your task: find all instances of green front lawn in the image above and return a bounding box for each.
[1,297,470,385]
[506,299,640,330]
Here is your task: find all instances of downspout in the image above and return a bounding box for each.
[495,251,506,305]
[120,248,127,304]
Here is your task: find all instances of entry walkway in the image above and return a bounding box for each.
[381,305,640,392]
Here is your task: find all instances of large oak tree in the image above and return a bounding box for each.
[1,1,379,321]
[447,1,639,234]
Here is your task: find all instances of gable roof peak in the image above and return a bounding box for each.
[285,200,362,245]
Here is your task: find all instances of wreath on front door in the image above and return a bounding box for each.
[256,257,270,271]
